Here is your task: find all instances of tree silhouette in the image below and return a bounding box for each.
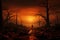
[16,12,17,26]
[3,10,15,26]
[35,0,50,27]
[35,13,46,27]
[46,0,50,27]
[0,1,2,29]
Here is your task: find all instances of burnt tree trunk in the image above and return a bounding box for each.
[0,0,2,29]
[46,0,50,27]
[16,12,17,26]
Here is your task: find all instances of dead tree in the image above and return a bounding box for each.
[16,12,18,26]
[35,13,46,27]
[46,0,50,27]
[3,10,15,26]
[0,2,2,29]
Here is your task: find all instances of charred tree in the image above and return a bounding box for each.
[46,0,50,27]
[35,13,46,27]
[16,13,17,26]
[0,0,2,29]
[4,11,14,23]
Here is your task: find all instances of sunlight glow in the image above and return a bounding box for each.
[3,7,46,28]
[26,16,36,23]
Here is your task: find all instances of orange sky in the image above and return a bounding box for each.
[15,7,46,28]
[2,6,57,28]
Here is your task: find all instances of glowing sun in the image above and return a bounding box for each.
[26,16,36,23]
